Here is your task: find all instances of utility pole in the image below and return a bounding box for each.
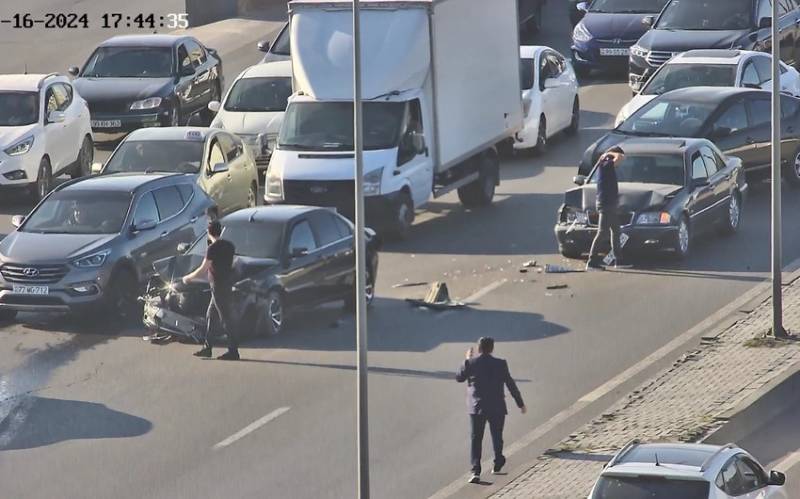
[770,2,787,338]
[352,0,371,496]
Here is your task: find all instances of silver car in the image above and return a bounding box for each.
[0,172,212,321]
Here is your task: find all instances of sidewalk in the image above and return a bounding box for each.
[492,273,800,498]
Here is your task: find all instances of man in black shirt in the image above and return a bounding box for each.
[182,220,239,360]
[587,146,625,270]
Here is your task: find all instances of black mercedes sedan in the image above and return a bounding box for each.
[70,34,223,134]
[578,87,800,186]
[556,138,747,259]
[142,205,380,339]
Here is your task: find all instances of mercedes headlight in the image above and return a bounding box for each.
[573,22,593,43]
[363,167,383,196]
[630,44,649,58]
[4,136,34,156]
[636,212,671,225]
[72,249,111,268]
[130,97,162,110]
[563,206,589,224]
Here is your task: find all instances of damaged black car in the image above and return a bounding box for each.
[555,138,747,259]
[142,205,380,340]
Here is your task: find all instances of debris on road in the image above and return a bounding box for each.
[544,264,583,274]
[546,284,569,290]
[406,282,466,310]
[522,260,537,268]
[392,281,429,288]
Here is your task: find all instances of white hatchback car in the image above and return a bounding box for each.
[589,441,788,499]
[617,50,800,126]
[515,46,580,154]
[0,74,93,200]
[209,60,292,172]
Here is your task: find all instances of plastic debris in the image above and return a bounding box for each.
[405,281,466,310]
[546,284,569,290]
[392,281,429,288]
[522,260,537,268]
[544,264,583,273]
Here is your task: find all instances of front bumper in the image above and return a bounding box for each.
[0,153,39,187]
[572,41,634,71]
[554,223,680,254]
[514,119,540,150]
[89,109,173,134]
[0,264,111,313]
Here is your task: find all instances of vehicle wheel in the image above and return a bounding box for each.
[106,269,141,324]
[256,290,285,336]
[720,191,742,235]
[559,246,583,259]
[496,138,514,158]
[785,148,800,187]
[0,309,18,322]
[247,182,258,208]
[566,98,580,136]
[672,216,691,259]
[30,157,52,202]
[458,165,497,208]
[71,135,94,179]
[387,191,414,240]
[345,265,376,311]
[534,115,548,155]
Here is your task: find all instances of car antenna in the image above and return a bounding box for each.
[655,453,660,467]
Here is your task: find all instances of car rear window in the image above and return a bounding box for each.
[591,476,710,499]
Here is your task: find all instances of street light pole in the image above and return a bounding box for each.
[770,2,787,338]
[352,0,371,496]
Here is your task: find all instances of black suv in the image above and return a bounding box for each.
[629,0,800,91]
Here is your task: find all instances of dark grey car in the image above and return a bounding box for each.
[0,172,212,321]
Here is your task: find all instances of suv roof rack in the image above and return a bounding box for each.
[700,443,736,472]
[607,439,640,468]
[37,73,60,89]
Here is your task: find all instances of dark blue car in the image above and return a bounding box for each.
[571,0,669,76]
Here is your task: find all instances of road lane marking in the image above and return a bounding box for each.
[213,407,291,450]
[773,451,800,473]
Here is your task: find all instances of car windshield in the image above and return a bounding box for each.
[22,190,132,235]
[271,23,290,55]
[642,64,737,95]
[589,153,685,185]
[0,92,39,126]
[222,222,284,259]
[617,98,714,136]
[224,77,292,112]
[656,0,753,30]
[103,140,205,174]
[81,46,173,78]
[589,0,669,14]
[591,476,710,498]
[279,101,405,151]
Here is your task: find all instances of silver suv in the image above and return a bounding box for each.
[0,172,212,321]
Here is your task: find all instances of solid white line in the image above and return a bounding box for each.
[213,407,291,450]
[773,451,800,473]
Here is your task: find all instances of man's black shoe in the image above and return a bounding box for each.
[217,350,240,361]
[492,460,506,474]
[585,262,605,271]
[193,347,212,358]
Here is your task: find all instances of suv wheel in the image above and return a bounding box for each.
[72,136,94,179]
[31,157,52,202]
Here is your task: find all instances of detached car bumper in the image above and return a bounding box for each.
[143,295,206,338]
[554,223,680,254]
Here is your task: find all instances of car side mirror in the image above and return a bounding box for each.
[210,162,229,174]
[759,17,772,29]
[208,100,221,114]
[290,247,308,258]
[47,111,65,124]
[573,175,586,186]
[132,219,157,232]
[642,15,655,28]
[576,2,589,12]
[177,242,191,254]
[257,40,271,52]
[67,66,80,77]
[11,215,25,228]
[769,470,786,486]
[91,161,103,174]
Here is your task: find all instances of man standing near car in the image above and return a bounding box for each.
[587,146,625,270]
[182,220,239,360]
[457,337,526,484]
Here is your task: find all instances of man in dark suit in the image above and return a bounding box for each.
[456,337,526,484]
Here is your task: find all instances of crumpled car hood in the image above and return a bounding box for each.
[565,183,683,212]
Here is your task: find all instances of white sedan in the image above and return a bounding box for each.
[514,46,580,154]
[209,60,293,171]
[616,49,800,126]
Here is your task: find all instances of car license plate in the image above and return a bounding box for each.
[600,48,629,56]
[12,285,49,295]
[91,119,122,128]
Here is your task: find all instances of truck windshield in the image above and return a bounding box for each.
[591,476,710,498]
[279,101,406,151]
[656,0,753,30]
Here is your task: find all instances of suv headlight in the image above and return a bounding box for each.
[630,44,649,58]
[130,97,162,110]
[4,136,34,156]
[73,249,111,268]
[636,212,671,225]
[573,22,593,43]
[563,206,589,224]
[266,170,283,199]
[363,167,383,196]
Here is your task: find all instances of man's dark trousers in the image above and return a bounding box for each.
[470,413,505,475]
[588,208,622,265]
[205,283,238,352]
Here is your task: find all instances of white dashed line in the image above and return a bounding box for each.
[213,407,291,450]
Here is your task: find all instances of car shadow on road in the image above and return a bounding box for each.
[0,396,151,450]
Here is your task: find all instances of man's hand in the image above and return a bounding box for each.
[604,151,625,165]
[520,406,527,414]
[465,347,474,360]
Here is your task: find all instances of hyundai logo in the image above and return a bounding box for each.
[22,267,39,277]
[614,38,622,45]
[310,186,328,194]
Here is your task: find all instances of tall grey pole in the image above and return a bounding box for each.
[352,0,371,496]
[771,4,786,338]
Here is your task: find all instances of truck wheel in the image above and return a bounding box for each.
[30,157,52,202]
[458,155,498,208]
[387,192,414,240]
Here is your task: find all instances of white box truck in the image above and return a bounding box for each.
[265,0,523,237]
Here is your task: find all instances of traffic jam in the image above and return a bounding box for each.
[0,0,799,495]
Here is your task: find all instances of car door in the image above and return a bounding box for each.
[185,38,214,106]
[152,185,192,257]
[735,456,772,499]
[308,209,354,300]
[175,43,200,116]
[781,95,800,164]
[688,151,716,231]
[543,51,571,132]
[217,132,251,209]
[129,191,169,279]
[394,98,433,208]
[201,137,230,213]
[282,218,325,307]
[57,83,83,165]
[42,83,72,172]
[705,99,759,170]
[744,95,773,172]
[776,0,799,67]
[537,51,560,136]
[750,54,791,94]
[554,51,578,127]
[699,145,732,224]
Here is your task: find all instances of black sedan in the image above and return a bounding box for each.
[142,205,380,339]
[556,138,747,259]
[578,87,800,186]
[70,34,223,134]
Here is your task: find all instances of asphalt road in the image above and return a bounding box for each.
[3,2,800,499]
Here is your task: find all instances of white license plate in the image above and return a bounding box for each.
[600,48,629,56]
[13,285,49,295]
[91,119,122,128]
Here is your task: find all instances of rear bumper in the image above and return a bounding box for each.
[554,223,680,253]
